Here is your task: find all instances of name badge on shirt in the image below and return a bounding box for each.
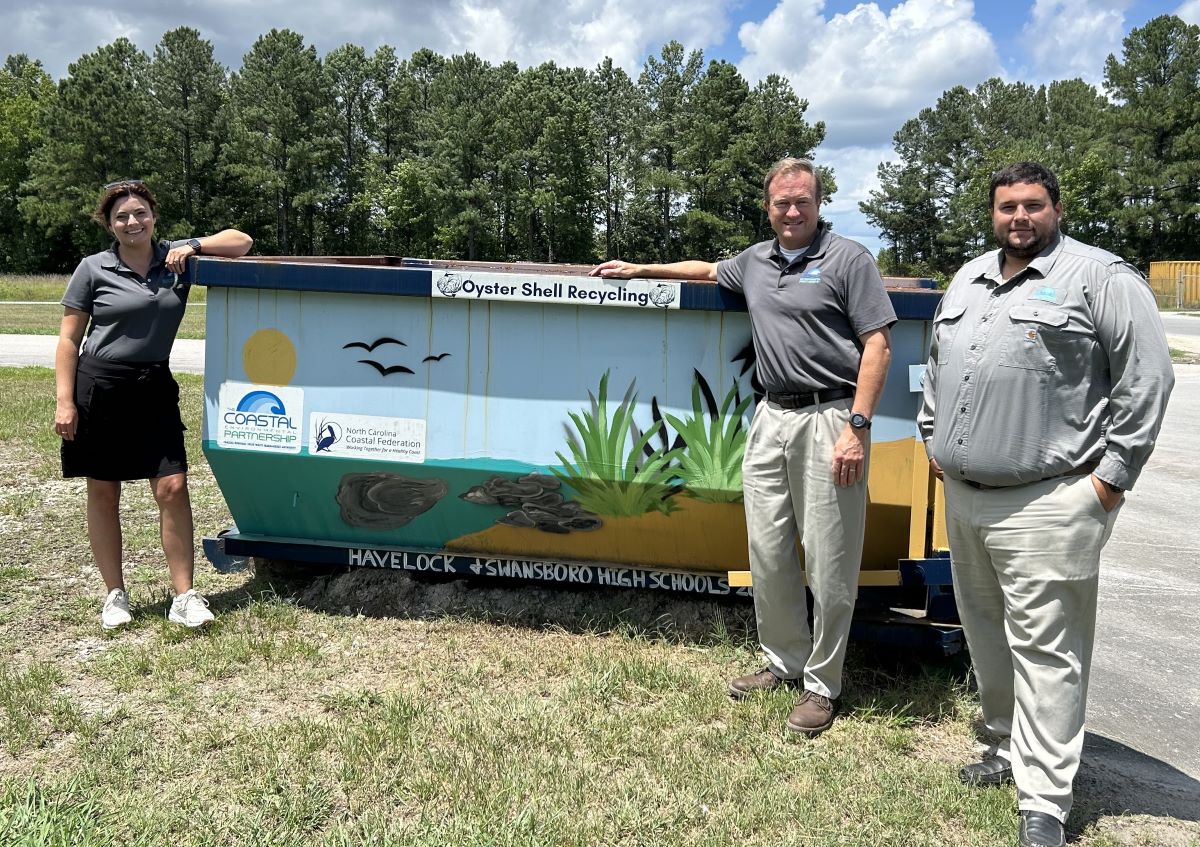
[1029,286,1060,304]
[796,266,822,284]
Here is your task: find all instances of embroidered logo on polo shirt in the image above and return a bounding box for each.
[1029,286,1060,304]
[796,266,822,284]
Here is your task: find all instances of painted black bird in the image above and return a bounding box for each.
[343,337,407,352]
[358,360,415,376]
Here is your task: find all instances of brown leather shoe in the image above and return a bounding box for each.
[728,667,797,700]
[785,690,839,736]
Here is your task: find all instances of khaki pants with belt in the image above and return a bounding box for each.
[944,473,1122,822]
[742,397,866,699]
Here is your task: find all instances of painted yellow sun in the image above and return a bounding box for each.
[242,328,297,385]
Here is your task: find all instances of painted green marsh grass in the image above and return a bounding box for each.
[0,365,1191,846]
[662,374,754,504]
[554,370,680,516]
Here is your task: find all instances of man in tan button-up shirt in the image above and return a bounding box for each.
[917,162,1174,847]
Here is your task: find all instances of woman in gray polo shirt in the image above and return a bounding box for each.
[53,180,253,630]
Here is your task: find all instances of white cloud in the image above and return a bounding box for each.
[1176,0,1200,24]
[1020,0,1131,82]
[818,144,897,255]
[448,0,730,71]
[736,0,1003,149]
[3,6,149,76]
[0,0,730,79]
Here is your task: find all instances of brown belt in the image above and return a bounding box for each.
[960,461,1099,491]
[766,386,855,410]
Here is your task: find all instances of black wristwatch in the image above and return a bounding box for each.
[1101,479,1124,494]
[849,413,871,430]
[186,238,202,254]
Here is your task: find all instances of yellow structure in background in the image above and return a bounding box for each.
[1149,261,1200,310]
[724,437,950,588]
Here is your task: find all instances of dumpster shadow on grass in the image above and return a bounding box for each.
[280,565,761,647]
[261,565,971,725]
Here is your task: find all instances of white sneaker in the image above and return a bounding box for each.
[101,588,132,630]
[168,589,215,628]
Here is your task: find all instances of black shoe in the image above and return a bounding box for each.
[1019,811,1065,847]
[958,757,1014,786]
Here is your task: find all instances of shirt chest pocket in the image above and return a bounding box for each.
[999,305,1068,372]
[933,304,967,365]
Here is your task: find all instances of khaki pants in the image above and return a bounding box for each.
[944,474,1122,822]
[742,397,866,699]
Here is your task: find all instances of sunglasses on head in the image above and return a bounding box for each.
[103,179,145,190]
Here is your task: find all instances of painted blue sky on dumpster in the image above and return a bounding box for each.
[2,0,1194,253]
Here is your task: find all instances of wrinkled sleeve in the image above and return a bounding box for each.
[60,259,95,313]
[916,300,943,454]
[844,251,896,336]
[1091,265,1175,490]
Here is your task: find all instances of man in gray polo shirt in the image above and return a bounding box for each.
[592,157,895,735]
[918,162,1173,847]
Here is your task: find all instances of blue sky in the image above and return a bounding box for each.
[2,0,1195,252]
[708,0,1182,67]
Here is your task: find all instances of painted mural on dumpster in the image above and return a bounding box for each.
[203,285,926,573]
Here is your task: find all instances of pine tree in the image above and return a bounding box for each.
[325,43,376,254]
[1104,14,1200,265]
[677,60,750,258]
[147,27,228,238]
[22,38,154,254]
[221,29,336,254]
[0,55,67,269]
[589,58,643,260]
[421,53,506,260]
[636,41,702,261]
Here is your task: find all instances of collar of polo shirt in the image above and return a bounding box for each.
[771,221,831,265]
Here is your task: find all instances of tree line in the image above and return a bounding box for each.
[862,15,1200,276]
[0,30,824,272]
[0,15,1196,275]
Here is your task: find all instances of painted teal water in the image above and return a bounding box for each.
[203,442,558,547]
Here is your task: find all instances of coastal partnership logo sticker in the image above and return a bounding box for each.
[217,382,304,453]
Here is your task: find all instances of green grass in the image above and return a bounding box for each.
[0,274,71,302]
[92,590,322,690]
[0,364,1193,847]
[0,273,207,304]
[1169,346,1200,364]
[0,661,86,755]
[0,272,207,339]
[0,303,207,338]
[0,778,115,847]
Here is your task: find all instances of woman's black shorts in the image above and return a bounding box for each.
[61,356,188,481]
